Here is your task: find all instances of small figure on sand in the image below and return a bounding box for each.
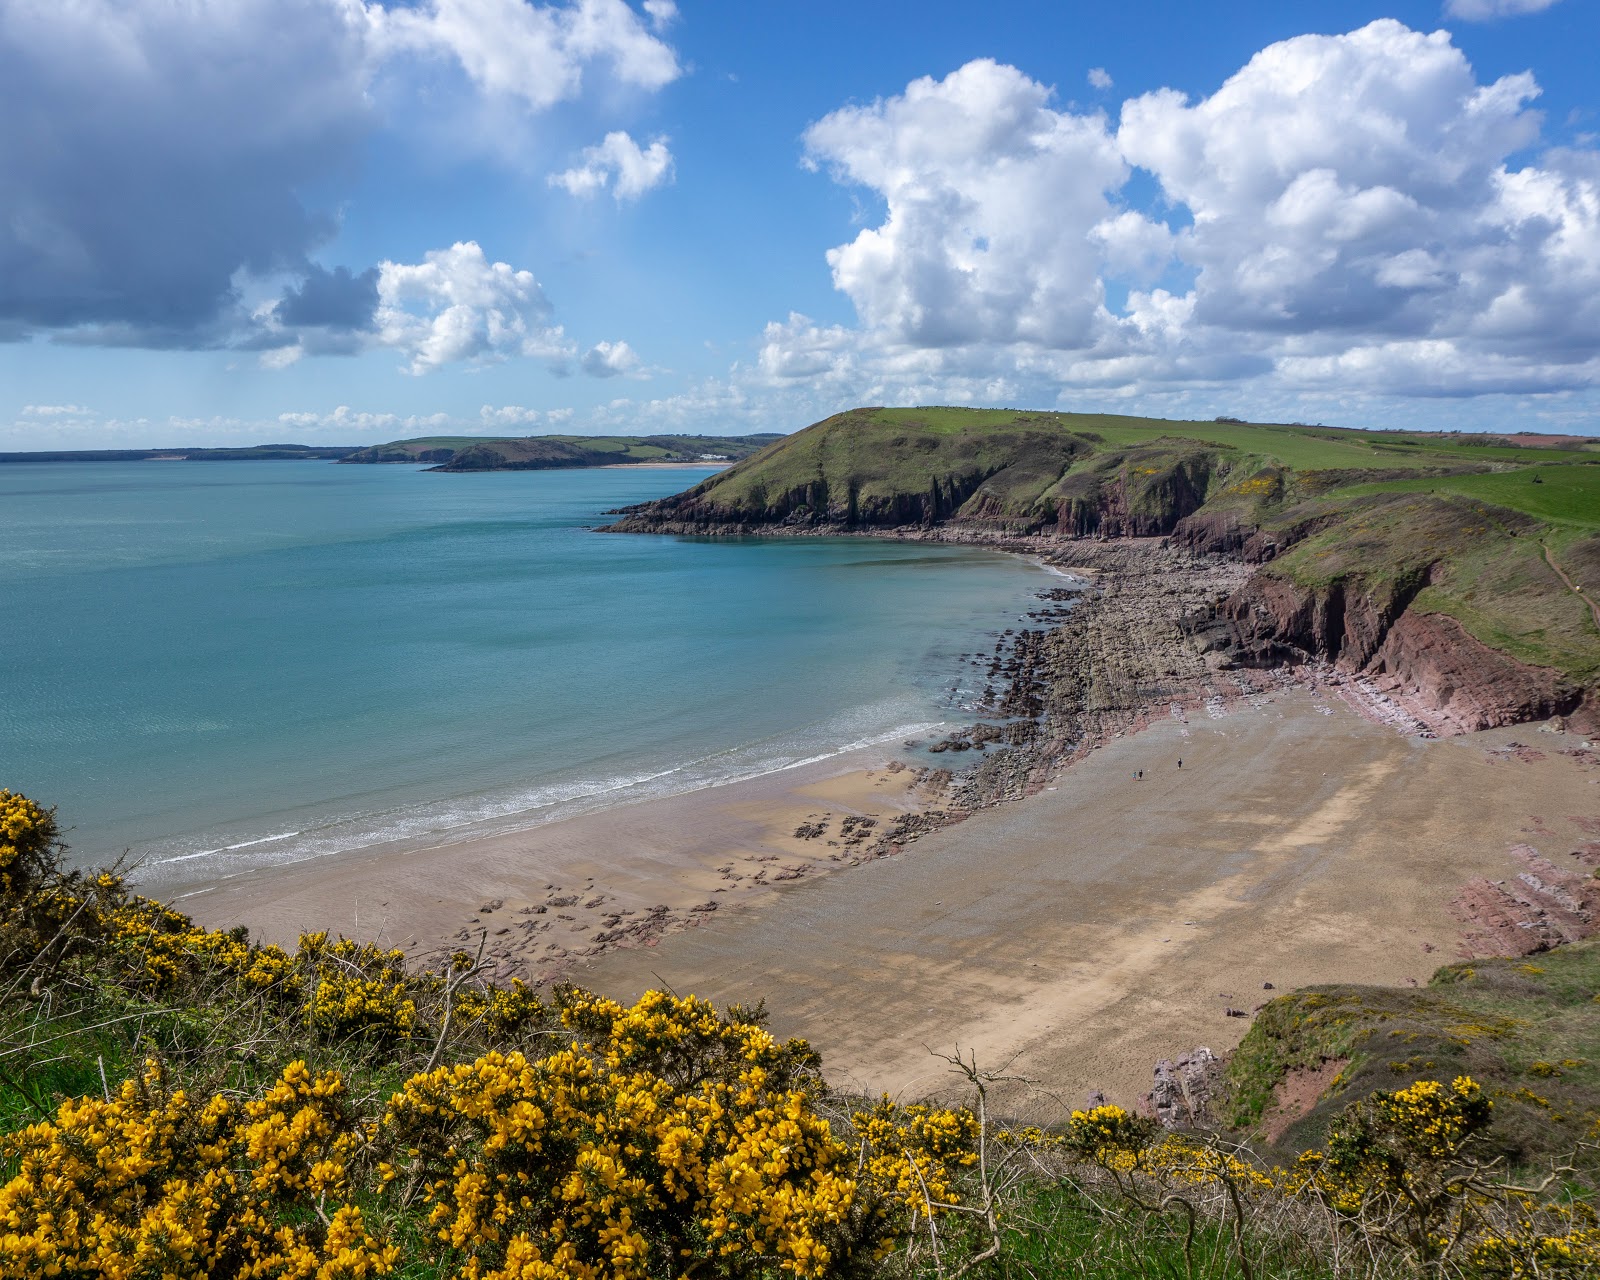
[1177,759,1182,769]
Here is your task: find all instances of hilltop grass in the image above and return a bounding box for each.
[1227,941,1600,1166]
[861,408,1563,472]
[1335,466,1600,529]
[649,407,1592,534]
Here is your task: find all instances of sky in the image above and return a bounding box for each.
[4,0,1600,448]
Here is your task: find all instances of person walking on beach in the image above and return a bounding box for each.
[1177,759,1182,769]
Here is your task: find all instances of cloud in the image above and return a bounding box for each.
[801,59,1129,350]
[550,131,675,200]
[1088,67,1113,90]
[275,266,381,330]
[0,0,370,343]
[20,403,91,416]
[367,0,678,111]
[480,404,544,426]
[373,241,576,375]
[277,405,455,434]
[0,0,681,350]
[642,0,677,30]
[581,339,643,376]
[754,22,1600,418]
[1444,0,1562,20]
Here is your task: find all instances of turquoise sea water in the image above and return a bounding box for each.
[0,461,1054,887]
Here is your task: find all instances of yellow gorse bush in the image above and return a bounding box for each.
[299,933,419,1046]
[0,1058,397,1279]
[851,1099,980,1215]
[0,790,57,898]
[380,989,964,1279]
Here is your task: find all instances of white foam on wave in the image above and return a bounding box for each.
[154,831,302,864]
[133,707,948,888]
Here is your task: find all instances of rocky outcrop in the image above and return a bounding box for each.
[1141,1047,1223,1128]
[1217,571,1599,734]
[1048,451,1218,539]
[1368,611,1600,734]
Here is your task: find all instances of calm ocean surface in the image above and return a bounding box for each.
[0,461,1055,886]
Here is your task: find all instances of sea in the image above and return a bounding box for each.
[0,460,1060,888]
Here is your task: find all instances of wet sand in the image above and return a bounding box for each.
[181,746,932,979]
[573,691,1600,1108]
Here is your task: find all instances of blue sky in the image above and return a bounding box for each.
[4,0,1600,447]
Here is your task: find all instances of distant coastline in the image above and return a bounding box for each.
[0,444,360,463]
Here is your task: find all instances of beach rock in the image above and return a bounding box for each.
[1141,1047,1222,1129]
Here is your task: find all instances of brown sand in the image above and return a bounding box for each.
[181,688,1600,1112]
[573,691,1600,1108]
[179,747,927,980]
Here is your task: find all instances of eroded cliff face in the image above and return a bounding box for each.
[1048,454,1217,538]
[608,449,1221,538]
[613,453,1597,738]
[1220,570,1600,734]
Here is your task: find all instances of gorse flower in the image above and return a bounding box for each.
[0,1058,397,1279]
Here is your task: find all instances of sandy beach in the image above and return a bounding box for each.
[181,670,1600,1109]
[180,743,935,978]
[572,692,1600,1107]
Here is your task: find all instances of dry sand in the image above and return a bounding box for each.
[574,690,1600,1109]
[183,685,1600,1113]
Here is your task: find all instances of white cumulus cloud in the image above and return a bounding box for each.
[754,21,1600,419]
[364,0,680,111]
[642,0,677,29]
[374,242,576,374]
[550,131,674,200]
[1088,67,1113,90]
[479,404,543,426]
[581,339,643,377]
[802,59,1130,350]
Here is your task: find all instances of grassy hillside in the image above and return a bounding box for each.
[607,407,1566,534]
[612,407,1600,701]
[1230,942,1600,1139]
[342,432,781,471]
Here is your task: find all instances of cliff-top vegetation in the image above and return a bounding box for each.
[4,786,1600,1278]
[608,407,1600,725]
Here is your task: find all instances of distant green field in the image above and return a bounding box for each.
[868,407,1589,472]
[1337,465,1600,528]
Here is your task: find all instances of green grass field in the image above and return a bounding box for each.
[1335,465,1600,529]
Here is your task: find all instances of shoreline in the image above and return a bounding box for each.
[173,536,1267,974]
[181,742,944,982]
[178,531,1600,1103]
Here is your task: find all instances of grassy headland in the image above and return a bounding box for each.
[610,407,1600,733]
[341,432,782,471]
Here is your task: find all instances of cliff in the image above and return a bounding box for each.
[611,407,1600,736]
